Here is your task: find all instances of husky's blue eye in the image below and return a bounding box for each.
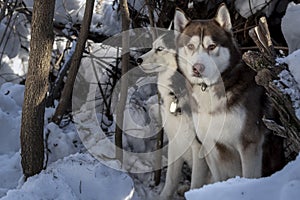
[157,46,164,51]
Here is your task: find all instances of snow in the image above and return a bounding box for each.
[72,62,166,174]
[0,83,137,200]
[91,0,121,35]
[186,154,300,200]
[276,2,300,119]
[281,2,300,54]
[0,83,23,154]
[235,0,278,18]
[0,152,22,198]
[276,49,300,120]
[0,0,121,86]
[23,0,86,25]
[0,12,30,85]
[1,1,300,200]
[1,154,135,200]
[278,49,300,89]
[23,0,121,36]
[0,75,299,200]
[45,122,82,164]
[0,13,29,59]
[0,55,27,85]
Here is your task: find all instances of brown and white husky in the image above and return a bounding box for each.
[174,4,284,182]
[137,32,209,199]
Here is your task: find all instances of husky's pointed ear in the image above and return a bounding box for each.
[174,8,189,34]
[215,4,232,31]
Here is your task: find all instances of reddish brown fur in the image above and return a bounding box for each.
[176,10,285,177]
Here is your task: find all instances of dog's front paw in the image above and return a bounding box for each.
[177,184,190,197]
[159,190,174,200]
[158,195,173,200]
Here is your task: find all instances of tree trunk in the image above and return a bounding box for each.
[52,0,95,125]
[20,0,55,178]
[115,0,130,162]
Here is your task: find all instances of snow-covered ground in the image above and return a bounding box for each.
[186,155,300,200]
[0,82,138,200]
[1,1,300,200]
[1,46,300,199]
[0,80,166,200]
[1,80,300,200]
[2,154,135,200]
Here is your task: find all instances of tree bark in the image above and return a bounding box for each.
[115,0,130,162]
[52,0,95,125]
[20,0,55,178]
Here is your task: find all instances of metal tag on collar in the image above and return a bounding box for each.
[200,83,208,91]
[170,100,178,113]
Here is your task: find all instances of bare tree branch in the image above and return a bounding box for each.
[52,0,95,125]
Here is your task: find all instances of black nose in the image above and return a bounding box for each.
[136,58,143,65]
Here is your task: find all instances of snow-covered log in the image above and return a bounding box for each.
[243,17,300,161]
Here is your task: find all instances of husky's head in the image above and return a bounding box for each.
[137,32,177,73]
[174,4,240,86]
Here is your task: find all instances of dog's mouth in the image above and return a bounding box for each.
[192,68,201,77]
[139,65,161,73]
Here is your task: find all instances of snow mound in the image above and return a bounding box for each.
[0,152,22,198]
[0,82,25,108]
[185,154,300,200]
[278,49,300,89]
[1,153,135,200]
[235,0,278,18]
[91,0,121,36]
[276,49,300,119]
[45,122,82,164]
[281,2,300,54]
[0,83,24,154]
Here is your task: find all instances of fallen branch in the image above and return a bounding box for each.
[243,17,300,161]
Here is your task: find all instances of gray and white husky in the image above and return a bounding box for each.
[174,4,284,182]
[137,32,209,199]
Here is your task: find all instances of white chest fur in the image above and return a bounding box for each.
[192,86,247,152]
